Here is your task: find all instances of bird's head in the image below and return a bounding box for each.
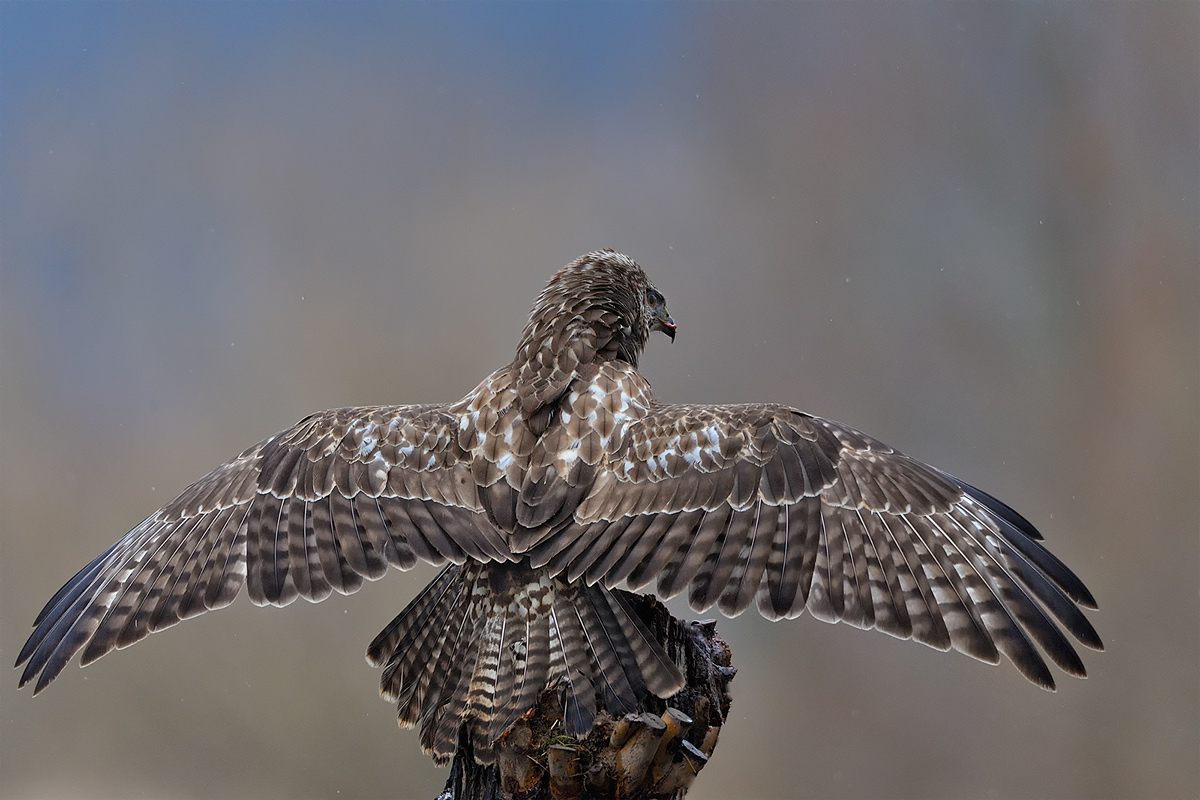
[520,250,674,370]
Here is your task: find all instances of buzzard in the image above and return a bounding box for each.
[17,250,1101,766]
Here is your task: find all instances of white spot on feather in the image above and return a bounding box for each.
[356,422,379,457]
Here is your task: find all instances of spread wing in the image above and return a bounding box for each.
[523,403,1102,689]
[17,405,511,694]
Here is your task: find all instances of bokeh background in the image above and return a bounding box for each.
[2,4,1196,799]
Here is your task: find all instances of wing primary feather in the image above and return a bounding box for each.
[601,512,677,590]
[345,496,391,579]
[583,513,655,587]
[18,540,120,669]
[957,503,1102,650]
[874,512,950,650]
[625,509,703,592]
[923,514,1052,686]
[23,562,133,693]
[404,500,464,565]
[84,517,194,658]
[532,520,606,574]
[940,509,1090,678]
[427,501,491,563]
[306,496,351,595]
[850,508,908,637]
[659,505,730,601]
[974,500,1097,608]
[200,502,253,611]
[689,503,745,612]
[852,508,912,639]
[26,540,119,632]
[152,506,237,629]
[114,513,215,648]
[806,504,843,622]
[719,500,777,616]
[897,513,999,662]
[565,516,636,583]
[952,477,1044,541]
[375,497,419,570]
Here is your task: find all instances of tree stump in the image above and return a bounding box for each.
[434,592,736,800]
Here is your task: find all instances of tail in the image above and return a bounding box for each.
[366,561,684,765]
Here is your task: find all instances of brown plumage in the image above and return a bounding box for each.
[17,249,1101,765]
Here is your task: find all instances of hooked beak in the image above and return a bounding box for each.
[651,307,676,342]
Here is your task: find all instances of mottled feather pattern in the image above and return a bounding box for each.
[17,405,507,693]
[534,398,1100,689]
[19,249,1100,763]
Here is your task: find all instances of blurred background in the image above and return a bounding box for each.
[2,4,1196,799]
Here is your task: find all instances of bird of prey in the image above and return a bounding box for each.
[17,250,1101,766]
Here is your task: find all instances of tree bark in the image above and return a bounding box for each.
[435,593,736,800]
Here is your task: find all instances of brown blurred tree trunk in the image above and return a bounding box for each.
[434,594,735,800]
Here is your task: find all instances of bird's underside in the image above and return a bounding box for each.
[17,250,1102,767]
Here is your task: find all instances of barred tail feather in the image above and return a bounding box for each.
[368,561,684,765]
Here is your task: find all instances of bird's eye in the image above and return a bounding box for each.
[647,289,664,306]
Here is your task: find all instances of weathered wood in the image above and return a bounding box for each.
[435,592,735,800]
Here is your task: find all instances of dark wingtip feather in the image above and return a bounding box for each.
[29,543,116,629]
[990,512,1100,609]
[1010,647,1057,691]
[1035,675,1058,692]
[953,478,1044,541]
[953,475,1100,610]
[17,663,36,691]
